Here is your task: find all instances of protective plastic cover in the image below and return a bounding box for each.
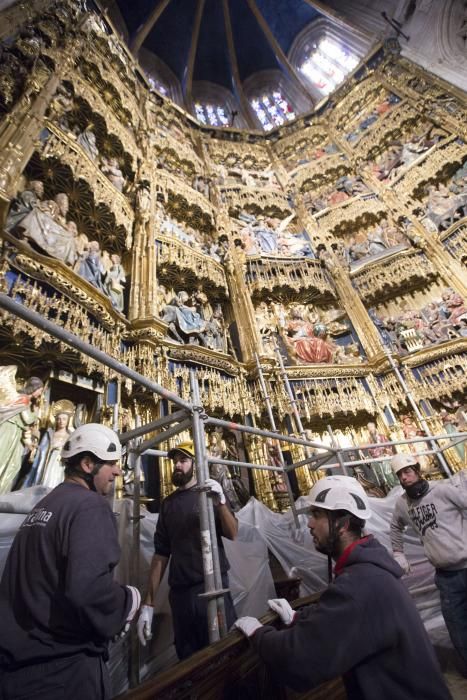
[1,479,458,694]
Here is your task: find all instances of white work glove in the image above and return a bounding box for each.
[112,586,141,642]
[268,598,296,626]
[393,551,411,575]
[234,616,263,638]
[205,477,226,506]
[137,604,154,646]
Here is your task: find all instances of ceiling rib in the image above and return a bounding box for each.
[184,0,206,110]
[244,0,315,107]
[222,0,257,129]
[130,0,173,55]
[302,0,373,39]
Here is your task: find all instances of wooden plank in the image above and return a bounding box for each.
[117,595,346,700]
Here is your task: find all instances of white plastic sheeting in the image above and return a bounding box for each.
[1,479,459,695]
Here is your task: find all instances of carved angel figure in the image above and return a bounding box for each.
[0,367,44,494]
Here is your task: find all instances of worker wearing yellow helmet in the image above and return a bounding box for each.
[137,438,238,659]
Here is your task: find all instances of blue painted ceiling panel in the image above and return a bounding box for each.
[193,0,232,89]
[229,0,281,81]
[256,0,320,54]
[144,0,198,82]
[112,0,324,88]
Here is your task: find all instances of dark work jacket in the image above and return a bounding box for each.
[0,482,132,669]
[251,536,452,700]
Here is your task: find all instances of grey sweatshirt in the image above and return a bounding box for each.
[390,477,467,570]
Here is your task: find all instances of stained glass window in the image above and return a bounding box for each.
[147,75,168,96]
[300,37,359,96]
[194,103,229,127]
[251,91,295,131]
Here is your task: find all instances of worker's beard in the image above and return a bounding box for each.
[171,464,194,487]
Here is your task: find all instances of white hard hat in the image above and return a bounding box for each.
[305,475,371,520]
[61,423,122,462]
[390,453,419,475]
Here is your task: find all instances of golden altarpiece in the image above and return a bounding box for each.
[0,0,466,508]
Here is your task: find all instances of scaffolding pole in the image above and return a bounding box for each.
[3,292,463,682]
[119,409,189,444]
[274,345,308,439]
[0,293,193,412]
[255,354,299,526]
[128,417,142,688]
[326,424,349,476]
[189,372,224,644]
[205,416,336,453]
[384,348,451,476]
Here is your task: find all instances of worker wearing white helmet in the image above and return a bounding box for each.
[390,450,467,674]
[0,423,141,700]
[235,475,450,700]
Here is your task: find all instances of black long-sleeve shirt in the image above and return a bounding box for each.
[154,486,231,589]
[0,482,132,669]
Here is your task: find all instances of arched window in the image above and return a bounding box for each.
[148,75,168,97]
[299,37,360,96]
[194,102,229,127]
[251,90,295,131]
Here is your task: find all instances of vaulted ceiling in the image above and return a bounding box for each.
[112,0,323,91]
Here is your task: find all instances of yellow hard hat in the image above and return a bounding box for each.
[167,440,195,460]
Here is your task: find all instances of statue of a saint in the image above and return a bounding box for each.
[365,422,398,491]
[161,291,207,344]
[104,254,126,312]
[101,157,126,192]
[13,191,76,266]
[286,311,335,364]
[25,401,75,488]
[0,367,44,494]
[77,126,99,161]
[5,180,44,232]
[75,240,106,292]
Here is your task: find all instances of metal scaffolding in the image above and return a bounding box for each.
[0,292,465,686]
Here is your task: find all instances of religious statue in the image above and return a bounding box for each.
[265,439,290,508]
[208,430,242,511]
[255,302,277,356]
[72,224,89,273]
[425,183,467,231]
[5,180,44,232]
[438,408,466,463]
[285,309,335,364]
[373,290,467,353]
[77,126,99,161]
[12,190,76,266]
[441,288,467,330]
[75,240,106,292]
[48,82,74,129]
[203,305,226,352]
[365,422,398,492]
[252,216,277,254]
[370,145,403,181]
[25,400,75,488]
[100,157,126,192]
[0,367,44,494]
[400,415,433,475]
[161,290,207,344]
[104,254,126,312]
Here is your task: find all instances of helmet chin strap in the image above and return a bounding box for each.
[325,512,340,583]
[68,462,101,492]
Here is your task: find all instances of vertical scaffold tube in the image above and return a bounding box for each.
[189,371,221,644]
